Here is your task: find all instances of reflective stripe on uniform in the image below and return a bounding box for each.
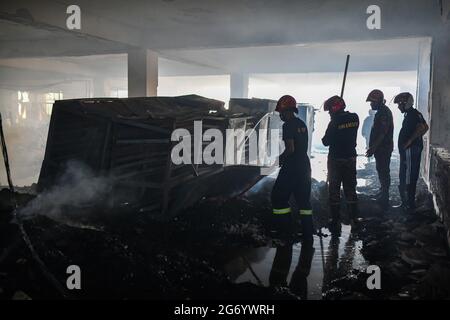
[300,209,313,216]
[273,208,291,215]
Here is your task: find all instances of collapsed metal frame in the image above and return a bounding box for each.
[38,96,272,218]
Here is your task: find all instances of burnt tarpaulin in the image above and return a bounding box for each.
[38,95,273,218]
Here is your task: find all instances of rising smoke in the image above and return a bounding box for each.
[19,160,112,221]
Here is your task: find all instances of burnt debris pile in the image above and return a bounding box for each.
[0,157,450,299]
[0,176,300,299]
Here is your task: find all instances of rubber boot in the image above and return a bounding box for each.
[406,185,416,214]
[349,203,360,231]
[300,215,314,246]
[378,188,390,211]
[328,205,341,236]
[392,185,406,209]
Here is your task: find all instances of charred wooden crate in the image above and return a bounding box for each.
[38,95,263,218]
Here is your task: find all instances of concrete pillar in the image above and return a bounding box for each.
[416,38,432,181]
[430,33,450,149]
[127,49,158,97]
[230,73,249,99]
[93,77,107,98]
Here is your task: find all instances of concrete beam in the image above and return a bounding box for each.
[0,57,98,77]
[128,49,158,97]
[0,37,128,59]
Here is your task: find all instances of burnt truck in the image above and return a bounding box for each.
[38,95,314,218]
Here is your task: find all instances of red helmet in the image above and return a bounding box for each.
[275,95,297,112]
[366,89,384,103]
[324,95,346,113]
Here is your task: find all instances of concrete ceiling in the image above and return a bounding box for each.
[0,0,446,53]
[0,14,130,58]
[0,0,439,80]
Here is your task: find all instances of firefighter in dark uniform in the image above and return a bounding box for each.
[395,92,429,211]
[271,95,313,244]
[322,96,359,235]
[365,89,394,210]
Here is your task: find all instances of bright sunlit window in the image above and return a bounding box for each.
[110,89,128,98]
[45,92,63,115]
[17,90,30,120]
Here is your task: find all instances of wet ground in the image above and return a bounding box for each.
[0,152,449,299]
[223,224,367,300]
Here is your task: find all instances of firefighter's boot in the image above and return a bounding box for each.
[349,203,360,231]
[328,205,341,236]
[399,185,408,207]
[301,214,314,245]
[378,187,390,211]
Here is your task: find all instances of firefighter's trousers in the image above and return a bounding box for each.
[327,157,358,207]
[271,161,312,238]
[399,145,422,208]
[374,151,392,196]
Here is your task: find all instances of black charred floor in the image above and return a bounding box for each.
[0,156,449,300]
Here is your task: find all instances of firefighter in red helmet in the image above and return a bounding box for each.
[365,89,394,210]
[322,96,360,235]
[271,95,313,244]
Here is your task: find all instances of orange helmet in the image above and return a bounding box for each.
[275,95,297,113]
[366,89,384,103]
[324,95,346,113]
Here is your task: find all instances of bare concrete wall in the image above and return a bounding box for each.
[428,28,450,245]
[430,34,450,149]
[430,147,450,245]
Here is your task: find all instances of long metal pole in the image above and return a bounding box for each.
[0,113,16,198]
[340,55,350,98]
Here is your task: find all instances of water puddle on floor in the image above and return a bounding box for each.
[357,178,368,187]
[223,225,368,300]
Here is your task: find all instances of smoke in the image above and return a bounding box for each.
[19,160,112,220]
